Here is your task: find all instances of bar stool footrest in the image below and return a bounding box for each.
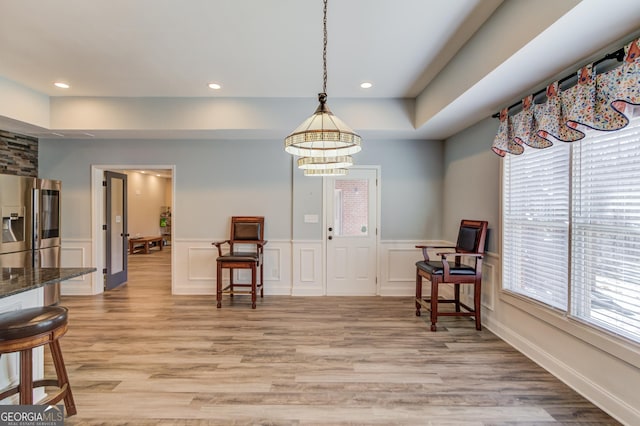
[0,386,19,401]
[38,382,69,406]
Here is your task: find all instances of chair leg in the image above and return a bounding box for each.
[454,284,461,312]
[229,268,234,298]
[19,349,33,404]
[259,262,264,298]
[430,279,439,332]
[50,339,77,416]
[216,262,222,308]
[474,281,482,331]
[415,269,422,317]
[251,264,257,309]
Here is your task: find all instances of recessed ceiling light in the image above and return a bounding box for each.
[54,82,70,89]
[208,82,222,90]
[360,82,373,89]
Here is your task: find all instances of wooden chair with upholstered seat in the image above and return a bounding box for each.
[213,216,267,309]
[0,306,76,416]
[415,219,488,331]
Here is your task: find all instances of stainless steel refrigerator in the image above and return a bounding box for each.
[0,174,62,305]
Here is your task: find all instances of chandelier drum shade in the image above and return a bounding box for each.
[285,94,362,158]
[297,154,353,170]
[284,0,362,174]
[303,168,349,176]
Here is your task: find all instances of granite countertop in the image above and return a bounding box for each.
[0,267,96,299]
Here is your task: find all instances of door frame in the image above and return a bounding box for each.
[91,164,176,294]
[322,165,381,295]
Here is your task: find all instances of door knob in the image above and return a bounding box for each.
[328,236,333,240]
[328,227,333,232]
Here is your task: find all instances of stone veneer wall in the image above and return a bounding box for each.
[0,130,38,177]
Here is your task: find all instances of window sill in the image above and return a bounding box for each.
[499,290,640,369]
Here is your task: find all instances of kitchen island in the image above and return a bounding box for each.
[0,266,95,404]
[0,267,96,299]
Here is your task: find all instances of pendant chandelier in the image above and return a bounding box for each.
[284,0,362,176]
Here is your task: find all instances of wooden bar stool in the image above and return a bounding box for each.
[0,306,76,416]
[213,216,267,309]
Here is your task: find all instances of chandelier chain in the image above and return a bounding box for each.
[282,0,361,172]
[322,0,328,94]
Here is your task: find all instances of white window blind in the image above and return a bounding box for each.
[571,119,640,341]
[503,142,570,310]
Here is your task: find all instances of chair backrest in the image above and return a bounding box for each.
[456,220,488,254]
[229,216,264,248]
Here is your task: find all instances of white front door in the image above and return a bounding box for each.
[325,167,378,295]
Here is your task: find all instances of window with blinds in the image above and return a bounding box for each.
[503,117,640,343]
[571,120,640,341]
[503,141,570,310]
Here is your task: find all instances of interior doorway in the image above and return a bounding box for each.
[91,165,175,294]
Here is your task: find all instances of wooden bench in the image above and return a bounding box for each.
[129,236,163,254]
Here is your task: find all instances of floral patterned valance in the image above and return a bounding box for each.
[492,37,640,157]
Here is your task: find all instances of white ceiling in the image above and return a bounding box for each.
[0,0,494,98]
[1,0,640,141]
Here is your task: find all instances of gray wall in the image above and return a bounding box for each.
[358,139,443,240]
[39,137,443,242]
[292,138,443,241]
[442,118,500,252]
[38,139,292,240]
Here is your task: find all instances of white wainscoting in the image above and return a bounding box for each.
[456,251,498,311]
[173,239,291,296]
[175,238,438,297]
[481,252,498,311]
[291,240,323,295]
[58,238,497,299]
[379,241,498,310]
[379,240,447,296]
[61,238,99,295]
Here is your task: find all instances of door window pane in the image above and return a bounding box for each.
[333,179,368,236]
[110,178,124,273]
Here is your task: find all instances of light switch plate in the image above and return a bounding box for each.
[304,214,319,223]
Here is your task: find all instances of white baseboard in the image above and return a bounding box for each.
[486,319,639,425]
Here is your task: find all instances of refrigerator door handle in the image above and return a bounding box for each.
[32,188,39,246]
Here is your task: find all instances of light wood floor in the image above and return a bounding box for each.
[54,246,619,425]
